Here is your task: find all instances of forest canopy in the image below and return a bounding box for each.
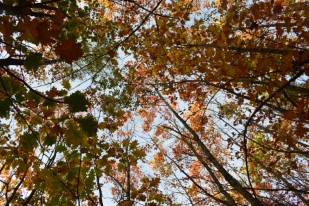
[0,0,308,205]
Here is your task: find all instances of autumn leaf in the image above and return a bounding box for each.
[36,22,54,45]
[0,0,308,205]
[55,38,83,63]
[149,178,160,187]
[137,194,147,201]
[119,200,134,206]
[0,16,13,42]
[17,18,40,42]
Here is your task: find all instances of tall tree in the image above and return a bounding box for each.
[0,0,132,205]
[0,0,308,205]
[122,0,309,205]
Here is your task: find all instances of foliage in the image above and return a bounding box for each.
[0,0,308,205]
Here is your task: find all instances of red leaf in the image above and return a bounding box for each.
[55,38,83,63]
[0,17,13,42]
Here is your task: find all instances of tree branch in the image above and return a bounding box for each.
[156,88,264,206]
[242,69,305,200]
[0,66,64,103]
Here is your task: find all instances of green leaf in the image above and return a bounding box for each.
[85,169,95,194]
[104,164,112,175]
[44,134,57,146]
[20,132,38,152]
[65,120,85,146]
[128,155,138,166]
[66,169,76,181]
[27,91,41,103]
[77,115,98,137]
[129,140,138,150]
[118,162,126,172]
[24,53,42,71]
[47,197,60,206]
[122,139,130,148]
[0,98,11,117]
[97,156,108,167]
[64,91,90,113]
[15,91,25,103]
[62,79,71,90]
[55,144,66,152]
[133,149,146,158]
[42,99,56,107]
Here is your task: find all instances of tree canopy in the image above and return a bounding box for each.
[0,0,308,205]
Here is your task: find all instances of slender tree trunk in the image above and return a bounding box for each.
[96,173,104,206]
[22,189,37,206]
[126,146,131,202]
[6,168,29,206]
[164,150,230,205]
[156,89,264,206]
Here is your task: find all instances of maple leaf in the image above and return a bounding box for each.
[36,22,54,45]
[20,133,38,152]
[0,16,13,42]
[0,98,10,117]
[61,79,71,90]
[17,18,39,42]
[43,134,57,146]
[0,0,308,205]
[65,120,85,146]
[64,91,90,113]
[77,115,98,137]
[24,53,42,71]
[55,38,83,64]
